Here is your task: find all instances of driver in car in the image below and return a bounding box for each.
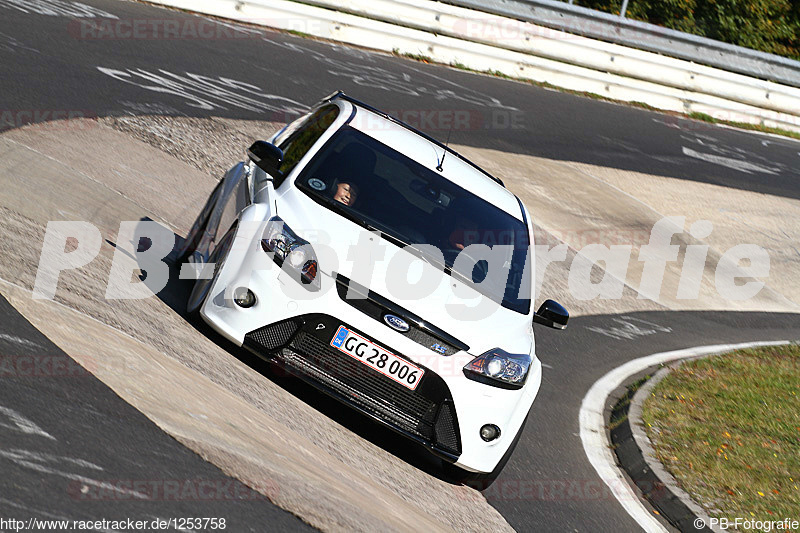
[447,214,480,253]
[332,180,359,207]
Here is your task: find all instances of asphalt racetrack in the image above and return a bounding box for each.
[1,0,799,530]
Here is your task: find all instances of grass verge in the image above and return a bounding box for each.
[688,112,800,141]
[642,345,800,520]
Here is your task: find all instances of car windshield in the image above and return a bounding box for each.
[295,126,531,314]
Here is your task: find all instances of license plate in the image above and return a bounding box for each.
[330,326,424,390]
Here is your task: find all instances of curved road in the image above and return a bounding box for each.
[1,0,799,530]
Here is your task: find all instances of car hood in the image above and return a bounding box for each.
[274,188,533,357]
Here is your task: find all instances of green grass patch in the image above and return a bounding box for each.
[688,111,718,123]
[642,345,800,521]
[286,29,312,39]
[688,112,800,140]
[392,49,434,63]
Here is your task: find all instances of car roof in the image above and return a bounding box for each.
[331,95,524,220]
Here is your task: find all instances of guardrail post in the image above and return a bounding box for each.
[619,0,630,17]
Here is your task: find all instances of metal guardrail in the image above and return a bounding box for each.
[300,0,800,116]
[440,0,800,88]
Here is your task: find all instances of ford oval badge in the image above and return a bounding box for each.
[383,314,410,333]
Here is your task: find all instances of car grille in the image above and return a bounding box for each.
[246,320,299,351]
[243,315,462,458]
[433,400,459,453]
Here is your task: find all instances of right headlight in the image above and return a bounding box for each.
[463,348,532,389]
[260,216,320,291]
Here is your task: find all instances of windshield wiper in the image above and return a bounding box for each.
[310,192,470,283]
[357,220,460,277]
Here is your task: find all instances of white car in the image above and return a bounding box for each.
[178,91,568,485]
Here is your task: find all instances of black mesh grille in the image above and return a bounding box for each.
[245,320,299,351]
[281,331,438,439]
[434,401,460,454]
[243,314,461,458]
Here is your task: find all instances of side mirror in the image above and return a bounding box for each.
[533,299,568,330]
[247,141,283,176]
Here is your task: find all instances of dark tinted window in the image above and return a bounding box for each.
[296,126,531,314]
[275,104,339,187]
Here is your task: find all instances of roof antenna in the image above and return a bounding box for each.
[436,126,452,172]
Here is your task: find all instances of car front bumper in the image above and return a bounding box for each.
[199,229,540,473]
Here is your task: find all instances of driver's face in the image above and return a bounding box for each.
[449,216,479,250]
[333,182,358,206]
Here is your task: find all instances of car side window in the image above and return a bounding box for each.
[274,104,339,188]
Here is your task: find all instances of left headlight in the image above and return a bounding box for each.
[463,348,532,389]
[260,216,320,291]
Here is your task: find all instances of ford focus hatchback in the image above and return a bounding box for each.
[178,91,568,485]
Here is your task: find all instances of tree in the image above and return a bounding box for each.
[576,0,800,60]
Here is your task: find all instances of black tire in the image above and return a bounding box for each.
[186,224,236,320]
[456,415,528,490]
